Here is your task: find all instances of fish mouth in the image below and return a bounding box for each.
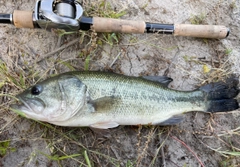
[10,103,28,117]
[16,96,33,111]
[10,95,45,119]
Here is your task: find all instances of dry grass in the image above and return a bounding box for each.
[0,0,240,166]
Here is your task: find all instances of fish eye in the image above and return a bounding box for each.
[31,85,43,95]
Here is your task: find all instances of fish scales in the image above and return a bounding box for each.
[70,72,205,125]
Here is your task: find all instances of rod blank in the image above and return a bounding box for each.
[0,14,12,24]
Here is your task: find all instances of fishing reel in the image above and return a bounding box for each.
[34,0,83,31]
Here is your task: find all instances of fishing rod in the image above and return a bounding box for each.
[0,0,229,39]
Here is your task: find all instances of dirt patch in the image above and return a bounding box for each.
[1,0,240,167]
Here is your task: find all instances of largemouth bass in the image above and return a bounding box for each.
[11,71,239,129]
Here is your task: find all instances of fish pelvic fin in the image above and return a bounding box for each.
[90,121,119,129]
[200,77,239,112]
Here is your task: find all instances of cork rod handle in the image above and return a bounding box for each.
[92,17,146,34]
[13,10,34,28]
[174,24,229,39]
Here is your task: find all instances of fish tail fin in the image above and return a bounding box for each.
[200,77,239,112]
[206,99,239,112]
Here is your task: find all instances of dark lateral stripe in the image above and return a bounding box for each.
[169,95,204,103]
[138,92,203,103]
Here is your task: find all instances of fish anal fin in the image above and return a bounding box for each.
[90,121,119,129]
[142,76,173,87]
[156,115,184,126]
[90,96,120,112]
[90,127,112,137]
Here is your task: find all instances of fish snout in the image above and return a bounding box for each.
[17,96,46,115]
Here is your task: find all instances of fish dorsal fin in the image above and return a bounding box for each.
[89,96,121,112]
[142,76,173,87]
[90,121,119,129]
[156,115,184,126]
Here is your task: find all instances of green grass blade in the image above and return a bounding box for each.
[83,150,92,167]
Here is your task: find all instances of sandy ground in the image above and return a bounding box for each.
[0,0,240,167]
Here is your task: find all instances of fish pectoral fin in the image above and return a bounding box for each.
[156,115,184,126]
[141,76,173,87]
[89,96,120,112]
[90,121,119,129]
